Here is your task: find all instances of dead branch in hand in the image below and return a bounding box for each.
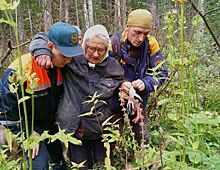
[0,39,30,67]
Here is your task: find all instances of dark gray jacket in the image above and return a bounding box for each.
[57,55,124,140]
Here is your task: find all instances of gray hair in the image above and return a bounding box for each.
[84,34,109,50]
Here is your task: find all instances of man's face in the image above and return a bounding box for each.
[50,44,72,68]
[127,26,150,47]
[85,36,107,64]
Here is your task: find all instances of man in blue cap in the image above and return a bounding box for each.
[0,22,83,170]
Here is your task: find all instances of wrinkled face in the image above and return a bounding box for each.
[49,43,72,68]
[127,26,150,47]
[85,36,107,64]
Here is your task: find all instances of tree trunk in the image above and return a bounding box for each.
[75,0,80,27]
[0,24,7,66]
[83,0,89,29]
[200,0,205,32]
[28,9,33,37]
[114,0,121,32]
[88,0,94,27]
[151,0,159,34]
[107,0,112,33]
[59,0,63,21]
[121,0,127,29]
[64,0,69,23]
[43,0,53,32]
[18,3,25,42]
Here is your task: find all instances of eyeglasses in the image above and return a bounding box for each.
[87,46,106,55]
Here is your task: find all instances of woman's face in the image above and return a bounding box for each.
[85,36,107,64]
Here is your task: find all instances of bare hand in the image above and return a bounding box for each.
[35,55,53,69]
[120,81,132,93]
[31,131,40,159]
[131,79,145,91]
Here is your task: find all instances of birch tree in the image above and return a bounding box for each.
[83,0,94,29]
[75,0,80,27]
[83,0,89,29]
[43,0,53,32]
[114,0,121,31]
[64,0,69,23]
[88,0,94,27]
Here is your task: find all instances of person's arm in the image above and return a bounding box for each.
[29,32,52,68]
[142,36,168,92]
[29,32,51,57]
[0,68,19,120]
[0,68,43,133]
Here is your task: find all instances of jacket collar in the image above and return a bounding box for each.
[80,56,108,67]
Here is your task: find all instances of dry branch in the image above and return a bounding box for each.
[189,0,220,51]
[204,7,220,17]
[0,39,30,66]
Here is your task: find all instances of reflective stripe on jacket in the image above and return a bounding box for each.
[8,53,62,91]
[0,53,63,134]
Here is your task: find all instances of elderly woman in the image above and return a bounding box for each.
[29,24,125,169]
[58,25,124,168]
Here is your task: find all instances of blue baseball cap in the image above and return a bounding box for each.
[48,22,83,57]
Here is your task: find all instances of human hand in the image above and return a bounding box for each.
[35,55,53,69]
[120,81,132,93]
[131,79,145,91]
[31,131,40,159]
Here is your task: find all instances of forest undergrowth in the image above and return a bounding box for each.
[0,0,219,169]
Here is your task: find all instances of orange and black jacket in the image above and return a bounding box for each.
[0,53,63,134]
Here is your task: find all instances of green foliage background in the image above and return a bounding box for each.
[0,0,220,169]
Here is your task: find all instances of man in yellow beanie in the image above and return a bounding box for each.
[110,9,168,146]
[127,9,152,34]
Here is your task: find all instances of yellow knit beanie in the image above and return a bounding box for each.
[127,9,152,30]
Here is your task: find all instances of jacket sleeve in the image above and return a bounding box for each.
[0,68,19,120]
[29,32,52,57]
[0,68,43,134]
[108,59,126,113]
[143,36,168,92]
